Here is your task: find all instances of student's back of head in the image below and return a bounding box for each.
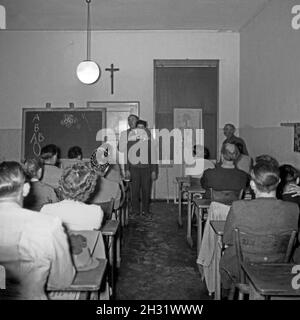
[68,146,83,160]
[23,158,43,181]
[0,161,26,198]
[57,163,97,202]
[255,154,279,168]
[221,143,239,162]
[40,144,60,165]
[250,161,280,195]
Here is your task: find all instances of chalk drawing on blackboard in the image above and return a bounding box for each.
[29,113,44,157]
[30,133,41,157]
[32,114,40,122]
[60,114,78,129]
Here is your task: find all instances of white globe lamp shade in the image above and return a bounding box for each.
[76,60,100,84]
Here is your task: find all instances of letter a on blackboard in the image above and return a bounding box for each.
[32,114,40,122]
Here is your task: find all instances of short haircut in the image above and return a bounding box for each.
[251,161,280,193]
[224,123,235,130]
[128,114,139,121]
[57,163,97,202]
[136,120,147,127]
[23,158,43,180]
[221,143,239,162]
[40,144,59,161]
[255,154,279,168]
[68,146,83,159]
[0,161,26,197]
[279,164,299,185]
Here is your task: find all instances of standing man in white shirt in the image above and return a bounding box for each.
[0,161,75,299]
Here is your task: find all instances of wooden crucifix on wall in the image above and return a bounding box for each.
[105,63,120,94]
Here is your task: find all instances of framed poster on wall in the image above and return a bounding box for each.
[86,101,140,139]
[173,108,202,130]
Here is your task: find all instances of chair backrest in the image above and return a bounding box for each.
[234,228,297,282]
[0,245,48,299]
[210,188,243,205]
[99,198,115,221]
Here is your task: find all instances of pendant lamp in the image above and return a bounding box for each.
[76,0,100,84]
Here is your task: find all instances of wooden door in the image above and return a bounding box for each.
[154,60,218,160]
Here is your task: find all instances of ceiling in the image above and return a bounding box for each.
[0,0,271,31]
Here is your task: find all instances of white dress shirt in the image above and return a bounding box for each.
[0,202,75,299]
[41,199,104,231]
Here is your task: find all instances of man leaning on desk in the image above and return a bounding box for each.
[0,161,75,300]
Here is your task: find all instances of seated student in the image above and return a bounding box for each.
[68,146,83,161]
[61,146,85,170]
[0,161,75,299]
[220,161,299,295]
[234,142,252,174]
[40,144,63,189]
[41,163,104,231]
[89,146,122,213]
[23,158,58,211]
[278,164,300,206]
[201,143,248,198]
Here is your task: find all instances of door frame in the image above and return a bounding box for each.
[153,59,220,161]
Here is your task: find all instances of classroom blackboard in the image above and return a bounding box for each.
[22,108,106,160]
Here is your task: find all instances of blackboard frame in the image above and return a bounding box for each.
[21,107,106,160]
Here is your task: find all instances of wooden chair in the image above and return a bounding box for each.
[210,188,244,205]
[99,198,115,222]
[96,198,120,299]
[194,188,243,251]
[228,228,297,300]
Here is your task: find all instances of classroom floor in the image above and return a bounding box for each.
[116,201,211,300]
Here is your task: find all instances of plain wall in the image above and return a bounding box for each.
[240,0,300,167]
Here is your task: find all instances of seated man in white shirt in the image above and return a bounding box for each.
[0,161,75,300]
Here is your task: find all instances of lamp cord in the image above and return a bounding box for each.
[86,0,91,61]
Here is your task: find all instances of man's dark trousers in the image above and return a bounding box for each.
[130,166,151,214]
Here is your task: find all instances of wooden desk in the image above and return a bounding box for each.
[242,262,300,300]
[49,258,107,300]
[101,220,119,299]
[186,185,206,248]
[193,198,211,255]
[175,176,190,227]
[210,220,225,300]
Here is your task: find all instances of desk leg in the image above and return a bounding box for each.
[125,191,129,226]
[187,192,193,248]
[178,182,183,227]
[214,234,221,300]
[196,208,202,256]
[116,233,121,269]
[108,235,116,300]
